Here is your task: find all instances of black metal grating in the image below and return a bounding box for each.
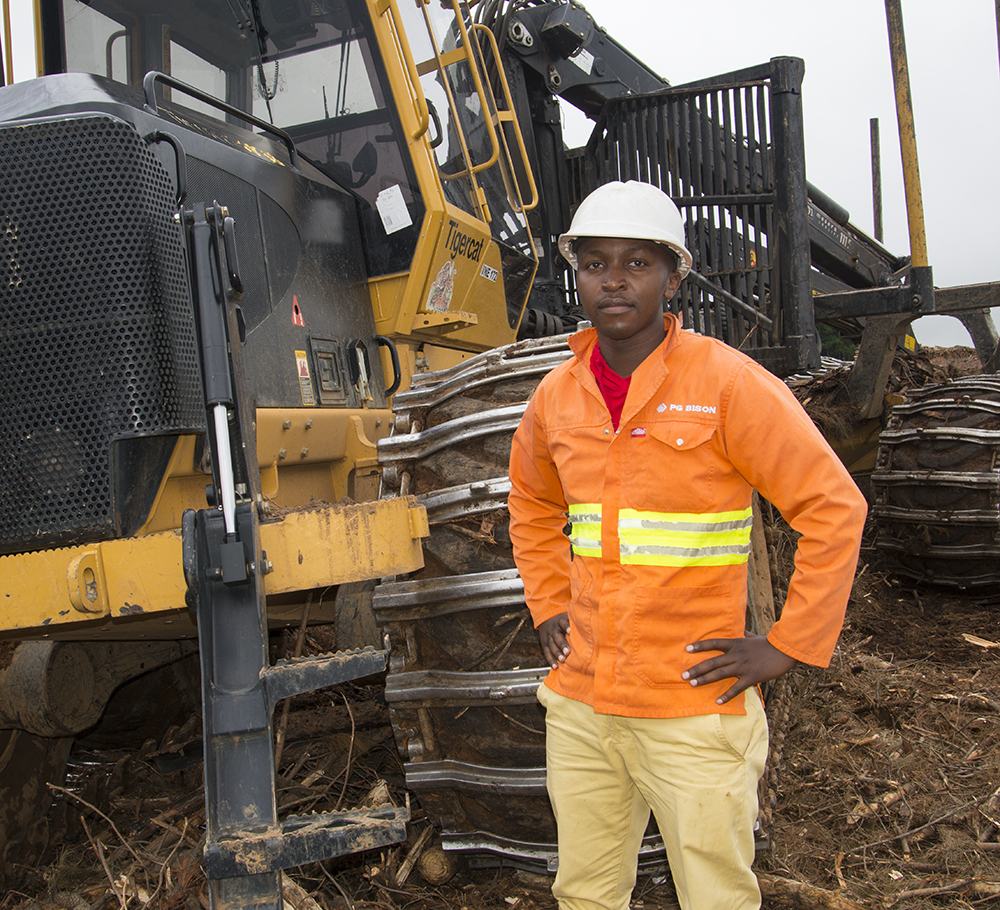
[0,115,204,553]
[581,61,813,375]
[590,84,776,348]
[564,147,588,212]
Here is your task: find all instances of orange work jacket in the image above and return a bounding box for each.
[508,316,867,718]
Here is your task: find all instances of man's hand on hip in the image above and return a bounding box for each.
[538,613,571,669]
[682,634,797,704]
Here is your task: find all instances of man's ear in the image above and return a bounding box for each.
[664,269,683,301]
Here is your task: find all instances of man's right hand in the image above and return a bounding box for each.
[538,612,571,669]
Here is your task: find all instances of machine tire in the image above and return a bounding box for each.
[376,338,565,870]
[0,647,201,886]
[872,376,1000,593]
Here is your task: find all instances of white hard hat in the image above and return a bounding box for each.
[558,180,692,279]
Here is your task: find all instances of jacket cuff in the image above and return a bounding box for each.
[529,602,567,629]
[765,627,833,669]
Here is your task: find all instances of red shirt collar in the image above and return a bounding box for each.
[590,343,631,431]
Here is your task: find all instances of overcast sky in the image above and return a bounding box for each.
[560,1,1000,348]
[4,1,996,347]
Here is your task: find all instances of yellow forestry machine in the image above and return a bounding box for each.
[2,0,999,906]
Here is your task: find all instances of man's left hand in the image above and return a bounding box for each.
[682,634,798,705]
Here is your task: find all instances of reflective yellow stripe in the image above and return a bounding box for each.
[568,504,602,523]
[566,505,752,565]
[619,507,751,567]
[620,551,750,566]
[568,503,602,557]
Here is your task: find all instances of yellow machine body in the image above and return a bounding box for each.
[0,0,537,642]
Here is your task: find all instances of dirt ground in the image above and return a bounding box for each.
[5,347,1000,910]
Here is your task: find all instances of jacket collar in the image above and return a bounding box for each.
[566,314,683,426]
[568,313,683,367]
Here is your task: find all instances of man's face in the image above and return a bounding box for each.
[575,237,681,345]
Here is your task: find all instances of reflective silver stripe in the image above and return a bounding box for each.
[618,516,753,533]
[620,543,751,558]
[619,541,751,563]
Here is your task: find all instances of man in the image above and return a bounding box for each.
[507,180,867,910]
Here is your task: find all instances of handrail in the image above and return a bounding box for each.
[142,71,299,169]
[417,8,478,187]
[472,23,538,212]
[379,0,430,141]
[106,29,126,80]
[444,0,500,175]
[410,1,492,213]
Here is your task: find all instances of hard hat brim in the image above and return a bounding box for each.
[558,232,692,279]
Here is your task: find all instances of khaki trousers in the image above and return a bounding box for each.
[537,684,768,910]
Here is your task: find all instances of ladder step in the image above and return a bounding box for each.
[204,804,410,879]
[262,646,387,706]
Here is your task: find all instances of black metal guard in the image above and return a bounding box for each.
[143,71,300,169]
[581,58,818,376]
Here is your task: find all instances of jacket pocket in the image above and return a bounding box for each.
[629,583,735,688]
[628,422,719,514]
[646,421,718,452]
[565,572,596,674]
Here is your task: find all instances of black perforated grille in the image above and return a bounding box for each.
[0,115,204,553]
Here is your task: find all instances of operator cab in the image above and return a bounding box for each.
[45,0,423,276]
[38,0,537,346]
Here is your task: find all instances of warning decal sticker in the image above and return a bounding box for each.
[295,350,316,406]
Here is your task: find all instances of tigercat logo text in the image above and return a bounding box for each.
[669,403,718,414]
[446,220,485,262]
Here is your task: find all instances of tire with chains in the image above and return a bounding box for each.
[872,376,1000,594]
[376,335,786,870]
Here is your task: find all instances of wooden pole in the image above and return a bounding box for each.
[884,0,928,267]
[870,117,883,242]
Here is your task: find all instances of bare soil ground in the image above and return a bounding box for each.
[5,347,1000,910]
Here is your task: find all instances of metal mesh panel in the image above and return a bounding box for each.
[587,76,787,364]
[0,115,204,553]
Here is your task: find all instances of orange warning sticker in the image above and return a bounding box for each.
[292,295,305,327]
[295,350,315,406]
